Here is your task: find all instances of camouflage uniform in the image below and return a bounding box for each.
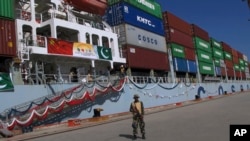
[130,94,145,139]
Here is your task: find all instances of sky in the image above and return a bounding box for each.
[156,0,250,61]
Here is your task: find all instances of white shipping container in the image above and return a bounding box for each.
[114,24,167,53]
[245,72,250,78]
[245,67,249,73]
[243,54,248,61]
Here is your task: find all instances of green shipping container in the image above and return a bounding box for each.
[214,58,221,67]
[197,49,213,64]
[234,64,240,71]
[107,0,162,19]
[210,38,222,50]
[198,61,214,75]
[171,43,185,58]
[245,61,248,67]
[224,51,232,61]
[194,36,212,53]
[0,0,14,19]
[212,47,224,59]
[239,59,244,66]
[241,66,245,71]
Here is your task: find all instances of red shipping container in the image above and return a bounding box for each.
[232,56,239,64]
[162,11,192,36]
[221,67,226,77]
[237,51,243,59]
[231,48,238,57]
[224,60,233,69]
[165,27,194,48]
[227,69,234,77]
[126,45,170,71]
[242,72,246,79]
[221,67,234,77]
[221,68,234,77]
[191,24,210,42]
[0,18,16,57]
[221,42,232,53]
[235,71,241,78]
[184,47,196,61]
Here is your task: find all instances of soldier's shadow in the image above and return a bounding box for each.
[119,134,134,140]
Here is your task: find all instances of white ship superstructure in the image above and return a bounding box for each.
[14,0,125,85]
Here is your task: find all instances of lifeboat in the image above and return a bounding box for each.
[64,0,107,16]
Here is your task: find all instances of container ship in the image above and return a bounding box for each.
[0,0,250,135]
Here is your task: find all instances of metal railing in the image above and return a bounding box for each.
[19,72,119,85]
[16,8,110,31]
[19,72,249,85]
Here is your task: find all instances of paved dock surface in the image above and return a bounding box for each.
[2,91,250,141]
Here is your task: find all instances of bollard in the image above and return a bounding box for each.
[93,108,103,117]
[195,95,200,100]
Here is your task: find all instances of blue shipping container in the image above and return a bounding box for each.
[187,60,197,73]
[173,57,188,72]
[215,66,221,76]
[105,2,165,36]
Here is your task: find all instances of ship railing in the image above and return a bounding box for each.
[22,72,248,86]
[20,72,201,85]
[19,72,116,85]
[128,76,200,84]
[21,35,46,48]
[203,76,222,83]
[74,17,106,30]
[128,76,170,84]
[16,9,32,21]
[20,72,46,85]
[37,9,108,31]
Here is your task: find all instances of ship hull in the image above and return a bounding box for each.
[1,79,249,132]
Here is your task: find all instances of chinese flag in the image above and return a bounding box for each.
[47,38,73,55]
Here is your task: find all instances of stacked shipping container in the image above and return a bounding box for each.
[221,42,234,78]
[210,38,224,76]
[105,2,164,35]
[238,52,246,79]
[191,24,214,76]
[0,0,14,19]
[107,0,163,19]
[244,54,249,78]
[0,0,16,58]
[105,0,169,71]
[247,63,250,78]
[162,11,196,73]
[232,48,241,78]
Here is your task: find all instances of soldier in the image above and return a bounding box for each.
[130,94,145,139]
[119,65,126,78]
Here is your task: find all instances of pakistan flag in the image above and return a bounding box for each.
[0,73,14,92]
[97,46,112,60]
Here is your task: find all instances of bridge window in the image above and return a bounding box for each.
[86,33,90,44]
[92,34,99,46]
[102,36,109,47]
